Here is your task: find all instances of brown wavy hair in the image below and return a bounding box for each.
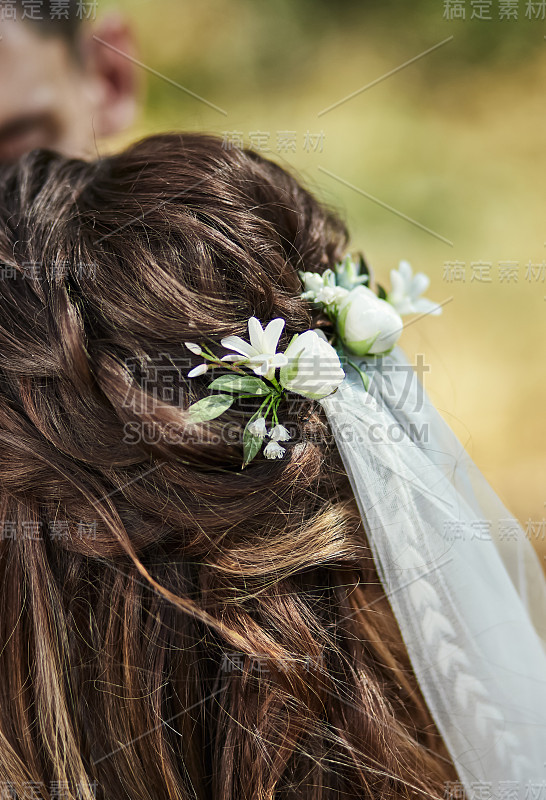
[0,133,459,800]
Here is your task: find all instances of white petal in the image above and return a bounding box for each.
[398,260,413,285]
[300,271,324,294]
[283,333,300,360]
[247,417,268,437]
[388,295,415,315]
[184,342,202,355]
[410,272,430,298]
[187,363,209,377]
[268,352,289,368]
[220,353,247,362]
[246,354,274,376]
[246,354,270,366]
[262,318,285,353]
[389,269,406,298]
[220,335,257,358]
[263,441,286,459]
[412,297,443,316]
[247,317,265,351]
[269,425,291,442]
[316,285,349,307]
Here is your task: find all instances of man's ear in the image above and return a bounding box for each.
[83,13,140,138]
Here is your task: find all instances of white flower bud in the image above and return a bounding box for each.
[187,363,209,378]
[279,330,345,400]
[300,271,326,299]
[336,285,403,356]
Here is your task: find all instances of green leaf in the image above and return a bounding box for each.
[242,421,264,466]
[187,393,234,422]
[376,283,387,300]
[278,346,303,389]
[207,375,272,396]
[358,253,371,281]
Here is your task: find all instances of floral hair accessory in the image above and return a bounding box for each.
[299,255,442,388]
[184,317,345,467]
[183,259,440,466]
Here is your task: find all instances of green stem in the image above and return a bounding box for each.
[262,394,277,421]
[199,345,219,360]
[245,395,272,426]
[201,354,247,375]
[271,398,281,426]
[346,359,370,392]
[269,376,283,394]
[258,396,273,417]
[237,393,273,401]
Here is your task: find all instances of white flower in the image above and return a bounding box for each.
[247,416,268,438]
[314,285,349,308]
[187,363,210,378]
[300,271,326,299]
[279,329,345,400]
[184,342,203,355]
[334,255,369,290]
[263,440,286,459]
[387,260,442,316]
[269,424,291,442]
[220,317,289,380]
[300,269,349,312]
[336,285,403,357]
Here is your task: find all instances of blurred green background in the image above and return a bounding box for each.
[101,0,546,562]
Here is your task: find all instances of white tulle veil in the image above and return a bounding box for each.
[319,345,546,795]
